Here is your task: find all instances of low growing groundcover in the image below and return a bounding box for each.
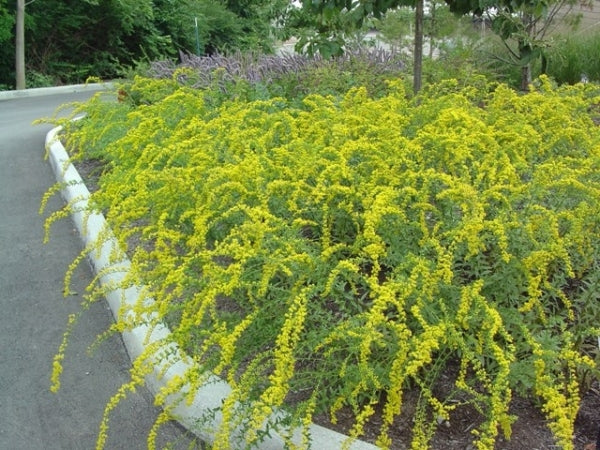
[44,74,600,449]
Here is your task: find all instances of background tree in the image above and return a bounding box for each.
[424,0,464,57]
[292,0,428,92]
[447,0,586,90]
[0,0,290,90]
[151,0,289,56]
[15,0,24,89]
[293,0,586,92]
[372,6,413,48]
[374,2,476,58]
[0,0,11,40]
[221,0,290,52]
[10,0,169,86]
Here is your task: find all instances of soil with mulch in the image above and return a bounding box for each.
[313,381,600,450]
[72,156,600,450]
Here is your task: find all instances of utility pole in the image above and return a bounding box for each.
[16,0,25,90]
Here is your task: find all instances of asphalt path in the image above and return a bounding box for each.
[0,91,200,449]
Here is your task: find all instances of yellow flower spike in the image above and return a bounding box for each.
[345,403,376,447]
[404,324,447,379]
[49,313,78,393]
[147,408,172,450]
[214,310,259,375]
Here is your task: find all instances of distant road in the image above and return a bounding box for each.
[0,91,199,449]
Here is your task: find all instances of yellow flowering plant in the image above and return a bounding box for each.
[43,72,600,449]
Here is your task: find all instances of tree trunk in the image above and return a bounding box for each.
[520,63,532,91]
[519,12,533,91]
[413,0,424,93]
[16,0,25,90]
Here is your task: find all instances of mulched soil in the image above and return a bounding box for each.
[315,381,600,449]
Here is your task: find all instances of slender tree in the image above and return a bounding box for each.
[447,0,584,90]
[15,0,24,89]
[295,0,425,92]
[294,0,583,91]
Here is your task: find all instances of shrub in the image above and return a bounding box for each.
[421,38,498,88]
[25,70,58,88]
[45,74,600,449]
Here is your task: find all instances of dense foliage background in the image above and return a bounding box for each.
[0,0,289,89]
[2,0,600,90]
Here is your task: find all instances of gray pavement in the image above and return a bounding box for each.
[0,90,201,449]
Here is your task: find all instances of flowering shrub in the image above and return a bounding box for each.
[45,74,600,449]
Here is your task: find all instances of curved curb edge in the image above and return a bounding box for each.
[0,83,114,101]
[44,126,380,450]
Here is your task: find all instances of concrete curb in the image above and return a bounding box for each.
[44,126,379,450]
[0,83,114,101]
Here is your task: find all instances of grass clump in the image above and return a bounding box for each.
[545,32,600,85]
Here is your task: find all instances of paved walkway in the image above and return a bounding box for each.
[0,88,199,449]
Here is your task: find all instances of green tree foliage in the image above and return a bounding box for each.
[423,0,464,56]
[374,0,475,57]
[152,0,289,56]
[221,0,290,51]
[23,0,165,82]
[447,0,585,90]
[0,0,14,89]
[373,6,413,47]
[293,0,427,92]
[0,0,289,89]
[0,0,12,42]
[292,0,585,91]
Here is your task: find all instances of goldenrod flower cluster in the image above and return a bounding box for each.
[45,74,600,449]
